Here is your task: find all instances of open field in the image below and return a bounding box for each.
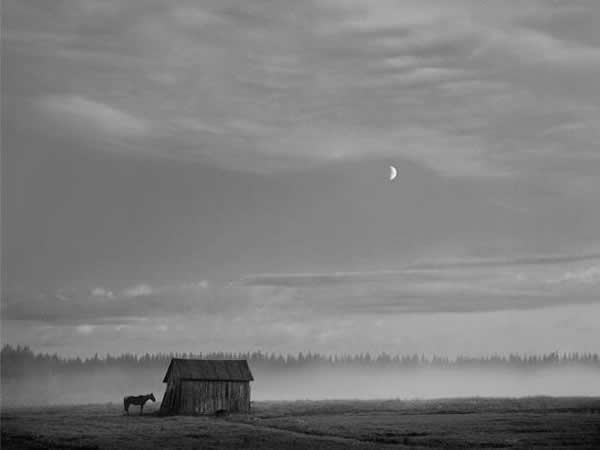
[2,398,600,449]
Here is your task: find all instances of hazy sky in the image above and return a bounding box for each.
[2,0,600,357]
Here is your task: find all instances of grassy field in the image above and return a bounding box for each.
[2,398,600,449]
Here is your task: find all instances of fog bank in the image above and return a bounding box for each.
[252,367,600,401]
[3,367,599,408]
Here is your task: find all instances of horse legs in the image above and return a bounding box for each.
[140,404,143,416]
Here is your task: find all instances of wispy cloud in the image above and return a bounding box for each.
[75,324,96,336]
[237,253,600,314]
[551,265,600,285]
[38,95,148,138]
[409,253,600,270]
[5,252,600,326]
[242,253,600,286]
[5,0,600,180]
[122,283,153,298]
[2,280,213,324]
[90,287,114,299]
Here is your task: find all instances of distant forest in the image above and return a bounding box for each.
[3,345,599,380]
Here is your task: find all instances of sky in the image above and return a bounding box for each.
[2,0,600,357]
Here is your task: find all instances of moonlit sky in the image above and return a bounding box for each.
[2,0,600,357]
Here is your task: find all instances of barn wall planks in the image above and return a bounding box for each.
[179,380,251,414]
[161,380,251,415]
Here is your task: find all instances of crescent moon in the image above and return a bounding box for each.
[389,165,397,181]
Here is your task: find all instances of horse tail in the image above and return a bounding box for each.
[123,397,129,412]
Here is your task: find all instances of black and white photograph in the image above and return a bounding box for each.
[2,1,600,448]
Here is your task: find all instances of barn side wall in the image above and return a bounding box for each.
[159,379,180,414]
[179,380,250,415]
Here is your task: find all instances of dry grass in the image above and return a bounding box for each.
[2,398,600,449]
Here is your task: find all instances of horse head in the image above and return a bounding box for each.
[150,393,156,402]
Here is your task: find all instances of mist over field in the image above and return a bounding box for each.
[2,346,599,407]
[3,367,600,407]
[254,367,600,401]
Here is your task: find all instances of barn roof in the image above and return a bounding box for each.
[162,358,254,382]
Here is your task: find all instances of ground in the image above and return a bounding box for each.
[2,398,600,449]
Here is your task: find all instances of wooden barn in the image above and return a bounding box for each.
[159,358,254,415]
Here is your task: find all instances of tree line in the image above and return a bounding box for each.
[2,345,599,380]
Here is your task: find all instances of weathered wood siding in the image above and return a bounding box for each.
[179,380,250,414]
[161,380,251,415]
[159,379,180,414]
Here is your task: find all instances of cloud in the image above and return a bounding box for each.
[8,303,600,357]
[236,253,600,315]
[1,279,225,325]
[122,283,153,298]
[242,253,600,287]
[91,287,114,299]
[195,280,209,289]
[38,95,148,138]
[477,27,600,67]
[75,324,96,335]
[268,127,504,178]
[5,0,600,181]
[552,265,600,285]
[6,252,600,326]
[4,263,600,355]
[409,253,600,270]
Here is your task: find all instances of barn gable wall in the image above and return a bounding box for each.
[179,380,250,414]
[160,379,251,415]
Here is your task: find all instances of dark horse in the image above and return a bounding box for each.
[123,393,156,415]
